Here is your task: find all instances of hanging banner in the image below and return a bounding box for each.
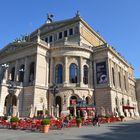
[96,61,107,84]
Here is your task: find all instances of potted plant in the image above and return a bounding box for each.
[41,118,50,133]
[68,114,73,120]
[105,115,110,123]
[76,117,82,128]
[120,115,125,121]
[3,116,8,121]
[10,116,19,129]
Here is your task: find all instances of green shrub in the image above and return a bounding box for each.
[68,114,73,120]
[41,119,50,125]
[45,110,49,115]
[105,115,110,118]
[81,117,85,121]
[3,116,8,120]
[120,115,125,119]
[76,117,82,124]
[10,117,19,122]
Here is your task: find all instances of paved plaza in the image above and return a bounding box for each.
[0,120,140,140]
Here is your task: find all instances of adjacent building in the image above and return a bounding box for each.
[0,13,139,117]
[136,79,140,113]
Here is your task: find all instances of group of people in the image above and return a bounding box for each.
[61,112,100,128]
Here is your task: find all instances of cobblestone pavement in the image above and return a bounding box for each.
[0,120,140,140]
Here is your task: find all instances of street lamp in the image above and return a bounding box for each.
[2,64,9,68]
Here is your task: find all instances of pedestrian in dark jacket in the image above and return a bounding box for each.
[92,113,100,126]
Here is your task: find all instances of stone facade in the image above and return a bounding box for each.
[0,14,139,117]
[136,79,140,113]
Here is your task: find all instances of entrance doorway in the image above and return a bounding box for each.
[55,96,62,115]
[4,94,17,116]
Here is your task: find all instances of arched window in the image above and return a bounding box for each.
[83,65,88,84]
[112,68,115,86]
[70,63,78,83]
[29,62,35,83]
[86,97,90,105]
[70,96,77,105]
[19,65,24,82]
[118,72,121,88]
[11,67,15,81]
[55,64,63,84]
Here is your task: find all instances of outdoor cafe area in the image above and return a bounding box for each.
[0,112,121,132]
[0,99,121,132]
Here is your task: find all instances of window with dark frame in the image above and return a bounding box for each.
[19,65,24,82]
[69,28,73,36]
[45,37,48,43]
[112,68,115,86]
[64,30,68,37]
[124,75,127,90]
[55,64,63,84]
[11,67,15,81]
[49,36,53,42]
[59,32,62,39]
[83,65,88,84]
[70,63,78,83]
[118,72,121,88]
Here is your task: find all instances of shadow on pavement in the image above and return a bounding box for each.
[80,121,140,140]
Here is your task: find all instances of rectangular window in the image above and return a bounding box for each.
[59,32,62,39]
[45,37,48,43]
[49,36,53,42]
[64,30,68,37]
[69,28,73,35]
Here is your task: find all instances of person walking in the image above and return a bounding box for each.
[92,113,100,126]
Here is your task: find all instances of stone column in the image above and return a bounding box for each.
[125,72,129,92]
[107,58,111,87]
[64,56,68,86]
[89,60,93,88]
[16,98,19,117]
[114,63,118,88]
[14,60,19,82]
[45,57,49,87]
[79,57,83,87]
[24,57,29,86]
[120,68,124,91]
[2,67,8,84]
[51,106,54,117]
[119,105,124,116]
[56,104,59,118]
[50,57,54,85]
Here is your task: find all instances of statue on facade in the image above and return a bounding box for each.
[46,13,54,23]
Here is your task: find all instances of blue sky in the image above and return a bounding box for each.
[0,0,140,78]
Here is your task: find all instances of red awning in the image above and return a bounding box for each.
[79,107,95,111]
[123,106,135,109]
